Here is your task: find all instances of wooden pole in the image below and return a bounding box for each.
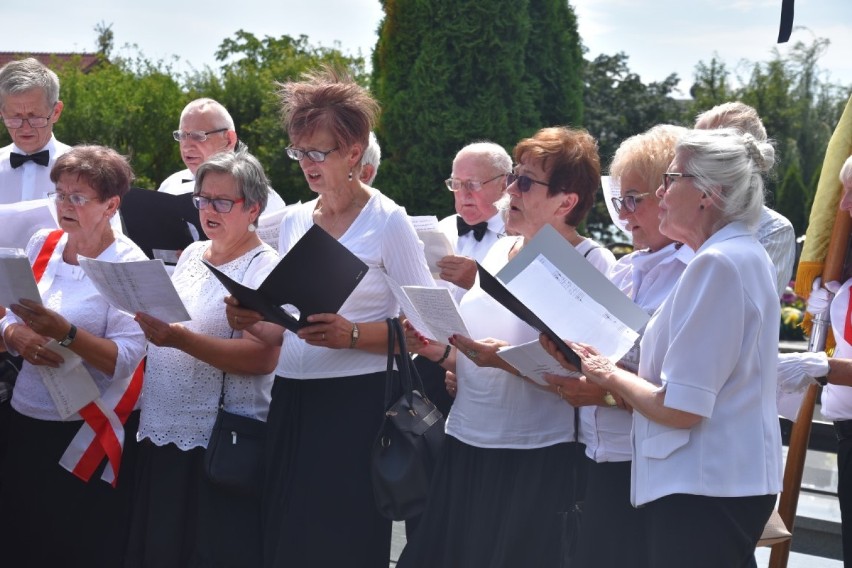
[769,211,852,568]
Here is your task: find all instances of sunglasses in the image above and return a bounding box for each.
[611,193,652,215]
[193,195,245,213]
[506,172,550,193]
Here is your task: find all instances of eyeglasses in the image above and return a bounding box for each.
[286,146,339,163]
[192,195,245,213]
[506,172,550,193]
[611,193,652,215]
[2,109,55,129]
[444,173,507,193]
[48,192,97,207]
[662,172,696,192]
[172,128,229,142]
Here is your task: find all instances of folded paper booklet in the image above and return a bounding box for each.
[78,256,191,323]
[382,274,470,342]
[480,224,650,373]
[204,224,369,332]
[409,215,454,278]
[38,340,100,420]
[0,248,42,308]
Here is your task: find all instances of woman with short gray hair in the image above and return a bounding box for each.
[544,128,781,567]
[126,150,282,567]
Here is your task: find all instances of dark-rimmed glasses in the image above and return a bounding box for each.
[611,193,652,215]
[286,146,339,163]
[444,173,507,193]
[662,172,696,192]
[192,195,245,213]
[48,192,97,207]
[506,172,550,193]
[173,128,229,142]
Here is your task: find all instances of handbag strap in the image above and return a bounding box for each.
[383,317,428,410]
[217,248,269,409]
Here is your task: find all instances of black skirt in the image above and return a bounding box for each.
[0,408,140,568]
[124,440,262,568]
[398,435,584,568]
[262,372,392,568]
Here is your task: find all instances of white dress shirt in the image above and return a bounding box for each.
[820,279,852,420]
[632,222,782,506]
[0,136,70,204]
[438,210,506,263]
[580,242,692,462]
[447,236,615,449]
[756,206,796,297]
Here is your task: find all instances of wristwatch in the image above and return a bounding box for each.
[58,324,77,347]
[603,391,618,407]
[349,323,360,349]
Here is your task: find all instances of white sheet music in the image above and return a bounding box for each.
[0,199,58,249]
[382,273,469,341]
[78,257,191,323]
[497,340,583,386]
[38,340,100,420]
[410,215,454,278]
[0,248,42,308]
[506,254,639,361]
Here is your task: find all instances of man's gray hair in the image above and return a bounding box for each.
[180,98,235,130]
[0,58,60,109]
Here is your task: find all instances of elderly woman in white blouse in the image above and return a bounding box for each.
[544,128,782,568]
[227,66,433,568]
[126,150,281,568]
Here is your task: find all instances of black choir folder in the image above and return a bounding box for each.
[119,187,202,260]
[203,224,369,332]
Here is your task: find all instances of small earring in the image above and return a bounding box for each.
[348,170,353,182]
[248,222,257,232]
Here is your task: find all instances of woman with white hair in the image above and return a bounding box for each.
[544,128,782,567]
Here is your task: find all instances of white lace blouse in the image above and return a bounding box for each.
[137,240,279,450]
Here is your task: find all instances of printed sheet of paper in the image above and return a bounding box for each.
[0,199,57,249]
[38,340,100,420]
[78,257,191,323]
[410,215,454,277]
[497,340,583,386]
[382,274,470,341]
[0,248,42,308]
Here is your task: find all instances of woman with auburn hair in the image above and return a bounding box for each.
[399,127,615,567]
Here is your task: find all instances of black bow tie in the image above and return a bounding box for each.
[10,150,50,169]
[457,217,489,241]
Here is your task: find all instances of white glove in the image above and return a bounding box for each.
[805,277,840,315]
[777,352,830,393]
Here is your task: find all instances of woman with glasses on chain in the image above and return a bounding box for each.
[399,127,614,568]
[546,124,689,568]
[0,145,147,567]
[543,128,782,568]
[227,65,433,568]
[126,150,281,568]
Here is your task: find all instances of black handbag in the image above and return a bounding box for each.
[371,317,445,521]
[203,367,266,496]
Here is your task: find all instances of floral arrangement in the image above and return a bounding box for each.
[780,282,806,341]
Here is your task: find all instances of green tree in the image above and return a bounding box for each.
[372,0,584,217]
[186,30,367,204]
[582,52,682,242]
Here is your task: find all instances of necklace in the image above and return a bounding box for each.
[316,195,366,234]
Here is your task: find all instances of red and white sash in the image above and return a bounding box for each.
[33,229,145,486]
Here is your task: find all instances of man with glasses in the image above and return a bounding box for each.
[0,58,68,204]
[437,142,512,294]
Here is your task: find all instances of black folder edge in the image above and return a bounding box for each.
[202,259,301,332]
[201,224,369,334]
[476,263,581,369]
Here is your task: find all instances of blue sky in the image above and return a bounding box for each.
[2,0,850,97]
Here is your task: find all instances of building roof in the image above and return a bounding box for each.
[0,52,103,73]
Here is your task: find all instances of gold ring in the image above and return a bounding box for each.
[34,351,39,360]
[322,332,326,341]
[557,385,564,399]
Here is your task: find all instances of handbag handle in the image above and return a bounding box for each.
[383,317,428,411]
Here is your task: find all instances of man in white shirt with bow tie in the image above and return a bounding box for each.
[0,58,69,204]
